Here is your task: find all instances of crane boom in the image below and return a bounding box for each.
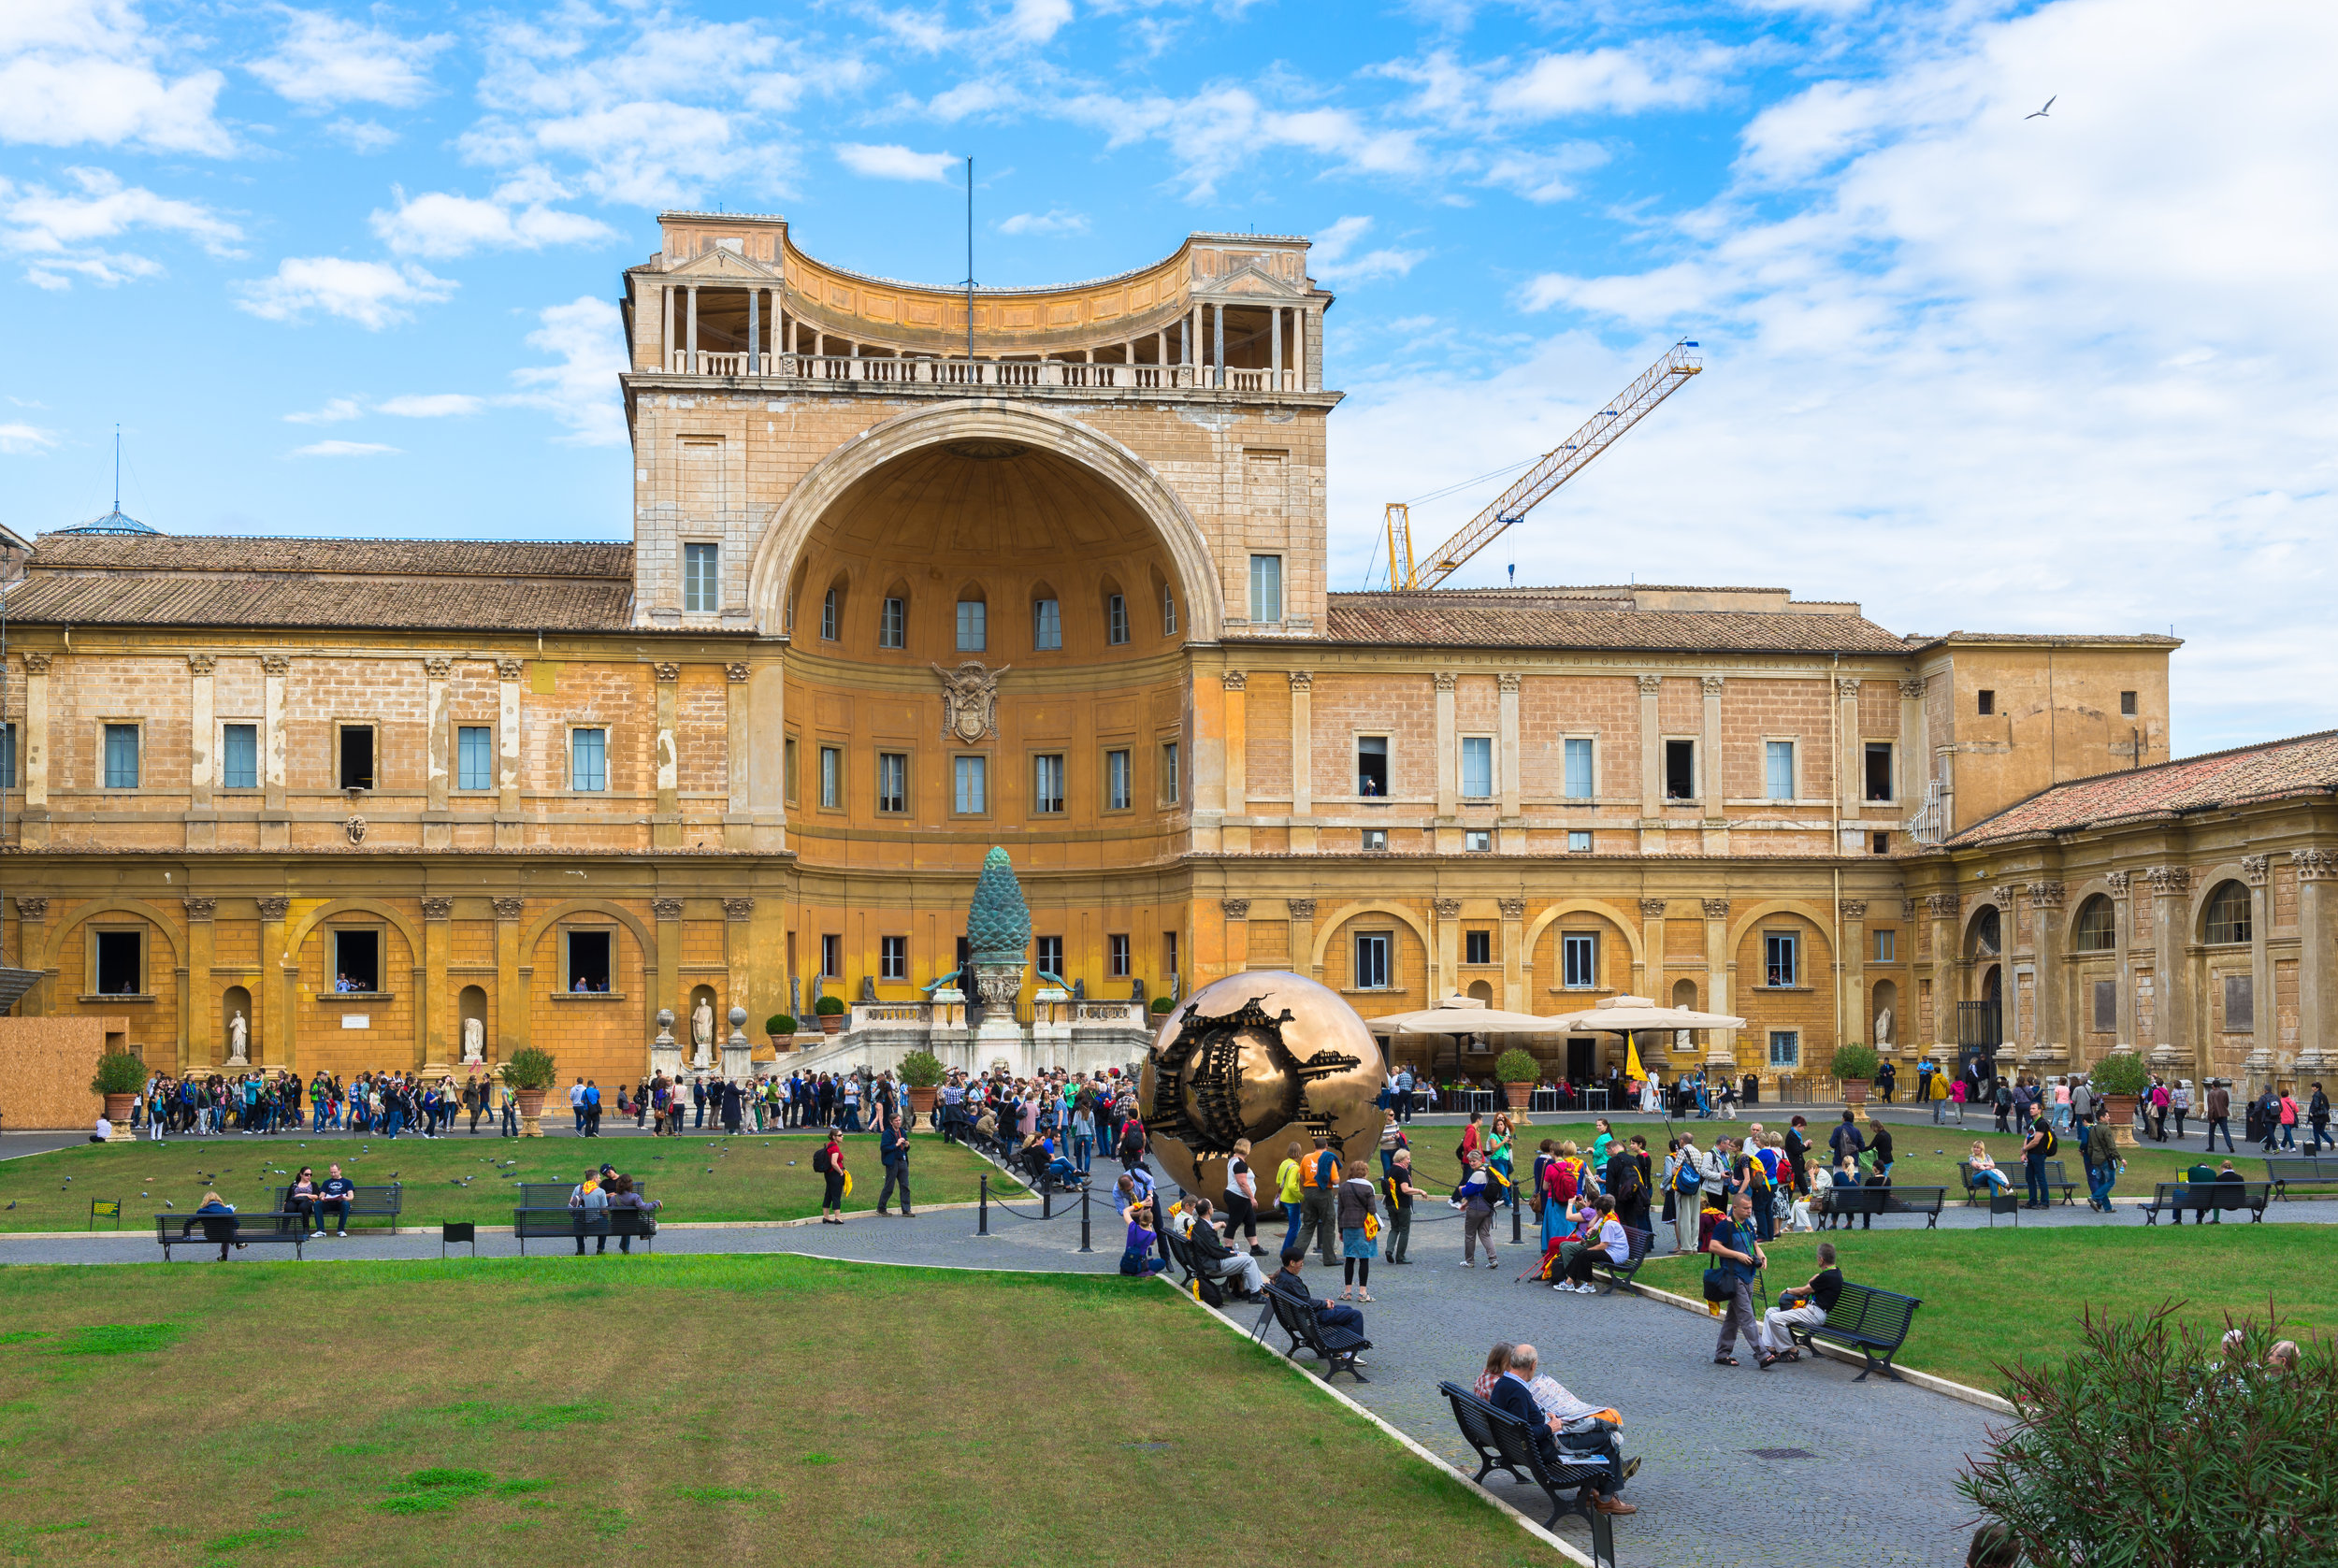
[1397,340,1701,590]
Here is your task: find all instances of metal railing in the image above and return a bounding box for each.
[659,352,1300,392]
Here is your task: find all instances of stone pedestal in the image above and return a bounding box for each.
[723,1006,753,1080]
[651,1006,684,1081]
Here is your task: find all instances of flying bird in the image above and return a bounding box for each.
[2026,95,2055,120]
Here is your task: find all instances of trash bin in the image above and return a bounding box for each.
[1741,1073,1760,1106]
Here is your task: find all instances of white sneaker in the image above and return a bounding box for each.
[1458,1259,1476,1268]
[1579,1283,1600,1293]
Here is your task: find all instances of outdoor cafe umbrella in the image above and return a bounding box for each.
[1364,995,1571,1086]
[1544,994,1746,1121]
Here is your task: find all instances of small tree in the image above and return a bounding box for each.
[1959,1307,2337,1562]
[2088,1051,2151,1098]
[90,1051,148,1097]
[814,995,846,1017]
[765,1014,798,1036]
[501,1046,558,1091]
[1150,997,1175,1014]
[1494,1048,1541,1085]
[1828,1042,1881,1084]
[899,1050,945,1088]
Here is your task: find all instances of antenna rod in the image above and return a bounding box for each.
[965,155,974,366]
[114,424,121,512]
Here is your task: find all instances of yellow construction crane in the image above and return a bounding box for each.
[1383,339,1702,591]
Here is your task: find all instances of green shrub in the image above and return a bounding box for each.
[500,1046,558,1091]
[765,1014,798,1036]
[1959,1307,2337,1562]
[1150,997,1175,1014]
[814,995,845,1016]
[899,1050,945,1088]
[89,1051,148,1097]
[2088,1051,2151,1097]
[1828,1042,1881,1083]
[1493,1048,1540,1085]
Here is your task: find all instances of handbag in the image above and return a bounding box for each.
[1363,1211,1380,1241]
[1702,1267,1735,1302]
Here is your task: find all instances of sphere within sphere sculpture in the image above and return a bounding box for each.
[1138,970,1388,1200]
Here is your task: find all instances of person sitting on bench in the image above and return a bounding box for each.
[1185,1199,1266,1298]
[1754,1240,1842,1368]
[1489,1344,1635,1517]
[317,1164,355,1236]
[1968,1144,2012,1193]
[286,1167,322,1235]
[1265,1249,1364,1344]
[194,1190,242,1260]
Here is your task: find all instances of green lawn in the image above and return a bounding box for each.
[0,1132,1017,1231]
[0,1257,1547,1568]
[1638,1226,2338,1391]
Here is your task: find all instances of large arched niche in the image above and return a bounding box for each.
[750,402,1220,653]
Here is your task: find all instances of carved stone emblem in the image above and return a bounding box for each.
[931,659,1009,744]
[345,815,367,844]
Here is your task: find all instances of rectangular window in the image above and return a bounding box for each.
[683,542,719,612]
[566,929,612,991]
[1105,749,1131,811]
[1248,554,1282,623]
[1664,739,1695,800]
[1568,829,1593,853]
[103,723,140,789]
[1162,585,1177,636]
[0,721,13,789]
[94,928,143,995]
[1872,831,1891,855]
[1864,741,1894,802]
[570,727,607,792]
[876,752,907,814]
[1562,932,1596,989]
[1977,689,1996,715]
[784,737,800,803]
[1032,597,1061,651]
[1768,1030,1800,1069]
[954,755,988,814]
[1461,735,1494,798]
[1464,929,1491,965]
[821,933,842,978]
[333,928,382,993]
[1106,594,1129,645]
[223,723,258,790]
[457,726,494,792]
[1032,754,1065,813]
[2225,975,2255,1032]
[1160,741,1180,804]
[879,596,905,649]
[2093,979,2117,1032]
[1354,932,1391,990]
[819,589,840,641]
[1362,827,1388,852]
[1035,935,1063,978]
[1162,930,1178,985]
[819,745,842,810]
[957,599,987,653]
[1563,737,1595,799]
[880,935,907,981]
[1108,934,1131,978]
[339,725,376,790]
[1356,735,1388,796]
[1765,740,1796,801]
[1764,931,1798,987]
[1465,829,1493,853]
[1875,929,1897,963]
[2119,689,2137,717]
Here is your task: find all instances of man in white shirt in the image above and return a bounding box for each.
[92,1115,114,1144]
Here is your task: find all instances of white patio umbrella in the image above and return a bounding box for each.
[1543,994,1744,1034]
[1364,995,1574,1037]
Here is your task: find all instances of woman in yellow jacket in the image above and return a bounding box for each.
[1276,1141,1306,1254]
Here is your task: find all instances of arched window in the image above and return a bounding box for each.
[1030,583,1061,651]
[1101,577,1129,645]
[2205,880,2251,945]
[956,588,987,653]
[2072,895,2115,952]
[1972,906,2001,957]
[820,583,843,641]
[878,582,908,650]
[1162,582,1177,635]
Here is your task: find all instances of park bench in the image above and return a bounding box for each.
[2140,1180,2270,1226]
[272,1184,402,1232]
[1956,1161,2013,1205]
[518,1182,651,1208]
[1436,1381,1618,1566]
[512,1205,658,1255]
[154,1211,308,1261]
[1160,1225,1200,1290]
[1819,1185,1946,1229]
[1587,1224,1654,1296]
[1787,1281,1922,1382]
[1260,1281,1372,1383]
[2262,1155,2338,1201]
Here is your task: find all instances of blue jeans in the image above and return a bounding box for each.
[2280,1123,2297,1148]
[2024,1155,2048,1206]
[1319,1302,1364,1335]
[1282,1201,1304,1251]
[2088,1164,2115,1209]
[1072,1134,1093,1172]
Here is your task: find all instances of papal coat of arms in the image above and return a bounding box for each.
[931,660,1009,744]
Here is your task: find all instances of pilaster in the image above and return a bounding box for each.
[493,897,527,1054]
[2294,852,2338,1075]
[2145,866,2192,1077]
[1220,899,1250,979]
[2028,881,2066,1058]
[2243,855,2273,1092]
[1702,898,1735,1067]
[182,897,215,1072]
[723,899,755,1036]
[1220,671,1248,853]
[496,657,525,847]
[261,655,291,849]
[1502,898,1529,1014]
[186,655,217,849]
[1898,678,1927,815]
[1432,897,1461,1000]
[652,897,684,1041]
[1840,898,1867,1049]
[421,897,454,1072]
[22,654,51,847]
[1836,678,1863,853]
[1497,672,1522,821]
[424,656,453,846]
[653,662,683,849]
[1636,673,1664,853]
[1287,670,1314,851]
[1699,676,1727,855]
[1433,672,1457,823]
[260,896,293,1070]
[1287,899,1318,983]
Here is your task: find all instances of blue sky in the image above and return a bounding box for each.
[3,0,2332,753]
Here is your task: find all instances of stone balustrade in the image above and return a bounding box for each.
[660,351,1299,394]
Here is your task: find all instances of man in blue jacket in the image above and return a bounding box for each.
[876,1110,915,1217]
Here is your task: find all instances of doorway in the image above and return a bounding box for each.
[1566,1036,1595,1084]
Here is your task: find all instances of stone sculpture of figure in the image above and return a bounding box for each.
[461,1016,485,1064]
[1874,1007,1895,1046]
[692,998,715,1068]
[226,1011,249,1065]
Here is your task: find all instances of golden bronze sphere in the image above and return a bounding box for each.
[1138,970,1387,1200]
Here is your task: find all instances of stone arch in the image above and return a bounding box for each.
[1521,899,1647,971]
[746,400,1224,643]
[518,899,659,974]
[2186,864,2254,943]
[1961,899,2005,961]
[1720,899,1831,964]
[280,898,424,972]
[1306,901,1433,975]
[278,898,426,1073]
[47,898,189,970]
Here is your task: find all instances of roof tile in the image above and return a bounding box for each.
[1949,730,2338,845]
[1318,591,1911,655]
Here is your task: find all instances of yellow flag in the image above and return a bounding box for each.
[1625,1039,1647,1082]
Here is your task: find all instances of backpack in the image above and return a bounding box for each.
[1190,1274,1223,1308]
[1300,1150,1338,1188]
[2038,1127,2057,1158]
[1674,1159,1703,1194]
[813,1144,833,1174]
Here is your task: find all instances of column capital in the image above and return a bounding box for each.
[1899,677,1927,700]
[424,656,454,680]
[2104,870,2130,897]
[1431,898,1462,920]
[2026,880,2066,908]
[180,897,216,921]
[2143,865,2191,895]
[496,656,525,681]
[1502,899,1529,920]
[1286,669,1312,692]
[1220,670,1247,692]
[22,652,51,676]
[420,898,455,921]
[1220,899,1250,919]
[491,896,527,921]
[651,897,686,920]
[2240,854,2271,886]
[256,896,291,922]
[12,895,46,920]
[2295,849,2338,882]
[722,897,757,922]
[1839,899,1868,919]
[1636,673,1663,695]
[726,662,751,683]
[1638,898,1667,919]
[1926,893,1961,918]
[653,661,682,682]
[1497,672,1522,694]
[1286,899,1316,920]
[1989,883,2020,908]
[186,654,217,676]
[1699,674,1725,696]
[1836,678,1863,700]
[1432,671,1458,693]
[261,655,292,676]
[1701,898,1730,920]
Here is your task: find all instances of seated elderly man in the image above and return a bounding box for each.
[1754,1240,1842,1368]
[1184,1199,1267,1298]
[1487,1344,1637,1516]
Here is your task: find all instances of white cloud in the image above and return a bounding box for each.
[1070,85,1427,198]
[929,79,1008,121]
[370,180,616,260]
[1004,0,1075,45]
[237,256,455,329]
[0,0,231,154]
[837,142,958,182]
[1478,142,1609,203]
[1485,43,1737,121]
[508,295,628,446]
[998,209,1089,236]
[377,393,483,418]
[291,439,399,457]
[0,165,240,288]
[1309,214,1426,285]
[326,118,400,152]
[283,396,365,424]
[0,422,59,453]
[248,8,450,108]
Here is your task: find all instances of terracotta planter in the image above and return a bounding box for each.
[103,1093,136,1133]
[1841,1079,1870,1107]
[769,1033,793,1054]
[818,1013,844,1035]
[2101,1093,2141,1148]
[514,1087,548,1138]
[908,1085,938,1128]
[1500,1082,1534,1110]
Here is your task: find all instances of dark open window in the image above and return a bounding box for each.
[2119,690,2137,717]
[95,929,142,995]
[1465,929,1491,965]
[567,929,612,991]
[1356,736,1387,796]
[334,929,381,992]
[1976,689,1996,715]
[1864,741,1894,801]
[339,726,375,790]
[1665,739,1696,799]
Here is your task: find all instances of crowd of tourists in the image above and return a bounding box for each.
[127,1070,516,1138]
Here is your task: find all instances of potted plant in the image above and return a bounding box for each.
[1494,1048,1540,1111]
[900,1049,945,1126]
[766,1014,798,1052]
[501,1045,558,1137]
[2088,1048,2150,1148]
[815,995,846,1035]
[1150,996,1175,1014]
[1830,1042,1881,1106]
[90,1050,146,1130]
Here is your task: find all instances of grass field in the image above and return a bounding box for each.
[0,1132,1017,1232]
[1637,1226,2338,1390]
[0,1256,1546,1568]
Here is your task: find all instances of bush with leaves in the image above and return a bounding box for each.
[1958,1306,2336,1567]
[1493,1048,1541,1085]
[898,1050,945,1088]
[2087,1050,2151,1098]
[90,1052,149,1097]
[814,995,846,1017]
[765,1014,798,1036]
[1828,1041,1880,1083]
[500,1046,558,1092]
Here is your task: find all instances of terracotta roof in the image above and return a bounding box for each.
[11,534,638,632]
[1317,591,1911,655]
[1903,631,2183,650]
[1950,729,2338,846]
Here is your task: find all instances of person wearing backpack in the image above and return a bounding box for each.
[2020,1103,2055,1209]
[1666,1135,1704,1254]
[1292,1141,1343,1268]
[815,1125,847,1223]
